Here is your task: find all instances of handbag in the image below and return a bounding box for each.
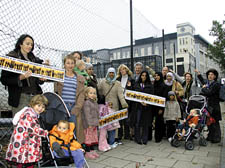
[98,83,115,104]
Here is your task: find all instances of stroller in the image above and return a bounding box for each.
[171,95,209,150]
[38,92,89,168]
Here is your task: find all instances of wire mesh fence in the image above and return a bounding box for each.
[0,0,160,140]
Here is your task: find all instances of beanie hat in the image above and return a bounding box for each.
[168,91,175,97]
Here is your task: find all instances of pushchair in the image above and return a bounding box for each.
[171,95,209,150]
[38,92,89,168]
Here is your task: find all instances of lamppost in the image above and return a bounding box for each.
[130,0,134,72]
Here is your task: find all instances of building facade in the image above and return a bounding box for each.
[83,22,222,77]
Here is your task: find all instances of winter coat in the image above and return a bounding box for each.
[198,74,221,121]
[5,108,47,164]
[49,122,82,151]
[0,51,43,107]
[82,99,99,129]
[164,101,181,120]
[131,81,154,127]
[55,72,85,144]
[98,79,128,111]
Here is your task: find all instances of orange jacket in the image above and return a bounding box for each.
[49,122,82,151]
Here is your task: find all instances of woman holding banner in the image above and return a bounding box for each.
[132,70,154,145]
[0,34,46,116]
[116,64,134,142]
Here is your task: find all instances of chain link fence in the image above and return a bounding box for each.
[0,0,160,140]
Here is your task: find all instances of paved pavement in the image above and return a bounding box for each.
[86,102,225,168]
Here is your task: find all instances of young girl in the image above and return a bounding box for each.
[5,95,48,168]
[82,87,99,159]
[49,120,85,168]
[98,102,120,152]
[164,91,181,142]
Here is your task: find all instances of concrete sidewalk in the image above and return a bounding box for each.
[87,102,225,168]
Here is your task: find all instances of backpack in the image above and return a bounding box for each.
[219,84,225,102]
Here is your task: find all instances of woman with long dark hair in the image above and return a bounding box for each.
[1,34,46,116]
[131,70,154,145]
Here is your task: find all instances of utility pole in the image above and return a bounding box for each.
[162,29,165,67]
[130,0,134,72]
[174,43,176,73]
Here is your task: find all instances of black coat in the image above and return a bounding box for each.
[198,74,221,121]
[0,51,43,107]
[153,79,167,111]
[130,81,154,127]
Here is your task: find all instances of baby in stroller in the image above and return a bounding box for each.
[176,109,199,140]
[49,120,85,168]
[171,95,208,150]
[38,92,89,168]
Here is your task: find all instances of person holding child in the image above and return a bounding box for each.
[164,91,181,142]
[5,95,49,168]
[55,54,85,144]
[49,120,85,168]
[81,87,100,159]
[98,67,128,148]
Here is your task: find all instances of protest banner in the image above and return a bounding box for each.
[99,108,128,128]
[0,55,64,82]
[125,90,165,107]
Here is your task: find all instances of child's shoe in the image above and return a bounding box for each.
[85,152,96,159]
[91,150,99,158]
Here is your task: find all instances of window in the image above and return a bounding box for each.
[177,65,184,76]
[167,66,173,70]
[127,51,130,58]
[155,46,159,55]
[179,39,182,45]
[122,52,126,59]
[147,47,152,55]
[134,48,138,57]
[141,48,145,56]
[117,52,120,59]
[170,43,174,54]
[166,58,173,63]
[186,38,188,44]
[177,57,184,62]
[113,52,116,60]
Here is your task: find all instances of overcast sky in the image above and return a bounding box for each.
[132,0,225,43]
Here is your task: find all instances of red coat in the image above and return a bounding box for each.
[5,108,47,164]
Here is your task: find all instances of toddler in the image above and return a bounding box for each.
[49,120,85,168]
[164,91,181,142]
[5,95,48,168]
[82,87,99,159]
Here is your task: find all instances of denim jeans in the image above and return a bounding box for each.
[65,102,76,135]
[107,130,116,145]
[54,149,85,168]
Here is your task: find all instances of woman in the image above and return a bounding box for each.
[152,72,167,142]
[116,64,134,141]
[164,72,184,101]
[98,67,128,148]
[172,71,199,100]
[55,54,85,144]
[86,63,98,89]
[196,69,221,143]
[0,34,46,116]
[132,70,154,145]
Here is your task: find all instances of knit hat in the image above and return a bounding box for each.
[168,91,175,97]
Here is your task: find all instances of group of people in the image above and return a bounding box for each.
[0,34,223,168]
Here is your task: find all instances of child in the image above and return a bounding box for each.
[177,109,199,139]
[164,91,181,142]
[98,102,120,151]
[82,87,99,159]
[49,120,85,168]
[74,60,89,86]
[5,95,49,168]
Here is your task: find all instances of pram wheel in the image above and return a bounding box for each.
[199,137,208,146]
[185,141,194,150]
[171,139,181,147]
